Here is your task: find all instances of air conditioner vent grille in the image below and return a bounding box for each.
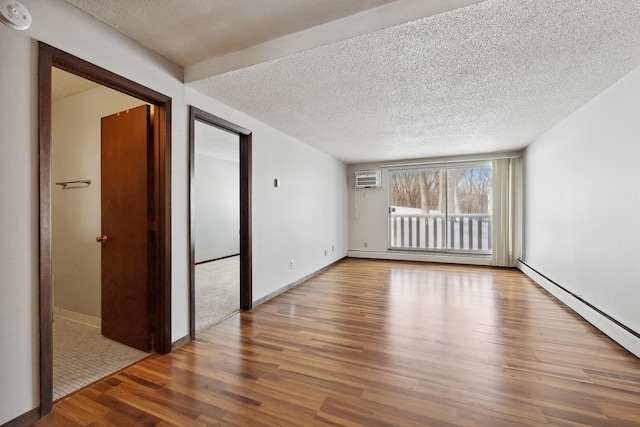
[355,170,381,188]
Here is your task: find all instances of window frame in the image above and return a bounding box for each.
[387,161,492,256]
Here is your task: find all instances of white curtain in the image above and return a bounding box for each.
[492,158,522,267]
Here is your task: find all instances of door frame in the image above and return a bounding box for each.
[188,106,252,340]
[38,42,172,415]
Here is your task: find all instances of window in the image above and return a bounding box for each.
[389,163,492,254]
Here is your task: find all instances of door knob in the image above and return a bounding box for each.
[96,234,108,243]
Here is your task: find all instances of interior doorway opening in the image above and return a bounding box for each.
[50,69,153,400]
[188,106,252,340]
[193,122,241,331]
[39,43,172,416]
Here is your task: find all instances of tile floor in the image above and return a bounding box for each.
[53,316,148,400]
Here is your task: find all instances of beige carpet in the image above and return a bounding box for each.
[195,255,240,332]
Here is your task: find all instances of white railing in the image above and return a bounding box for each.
[389,213,492,252]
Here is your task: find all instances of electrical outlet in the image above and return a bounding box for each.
[324,249,328,256]
[364,241,368,248]
[290,260,294,269]
[331,245,334,252]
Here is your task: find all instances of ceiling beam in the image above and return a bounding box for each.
[184,0,485,83]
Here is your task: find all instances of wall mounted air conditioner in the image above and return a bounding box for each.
[355,170,382,189]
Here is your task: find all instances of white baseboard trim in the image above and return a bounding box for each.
[53,307,101,329]
[347,250,492,266]
[518,260,640,358]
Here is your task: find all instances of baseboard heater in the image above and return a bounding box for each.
[519,260,639,340]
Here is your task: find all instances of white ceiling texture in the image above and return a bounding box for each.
[63,0,640,164]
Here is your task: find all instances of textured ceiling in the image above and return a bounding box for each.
[189,0,640,163]
[52,67,99,101]
[61,0,640,164]
[63,0,398,66]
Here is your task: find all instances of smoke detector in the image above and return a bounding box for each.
[0,0,32,31]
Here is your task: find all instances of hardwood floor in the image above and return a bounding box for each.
[33,259,640,426]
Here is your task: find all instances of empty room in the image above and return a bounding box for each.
[1,0,639,426]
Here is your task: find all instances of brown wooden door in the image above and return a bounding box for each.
[100,105,154,352]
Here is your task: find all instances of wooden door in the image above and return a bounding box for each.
[100,105,154,352]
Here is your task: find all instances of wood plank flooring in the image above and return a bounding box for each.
[33,259,640,426]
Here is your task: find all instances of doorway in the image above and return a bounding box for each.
[193,121,240,331]
[50,70,154,400]
[39,43,172,416]
[188,106,252,339]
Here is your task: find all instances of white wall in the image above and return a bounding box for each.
[0,21,39,425]
[52,85,144,319]
[186,88,349,303]
[195,154,240,262]
[522,65,640,356]
[348,165,389,253]
[0,1,349,423]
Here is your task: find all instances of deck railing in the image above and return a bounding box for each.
[389,213,492,252]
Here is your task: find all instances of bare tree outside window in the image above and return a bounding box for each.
[448,167,492,215]
[389,165,492,253]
